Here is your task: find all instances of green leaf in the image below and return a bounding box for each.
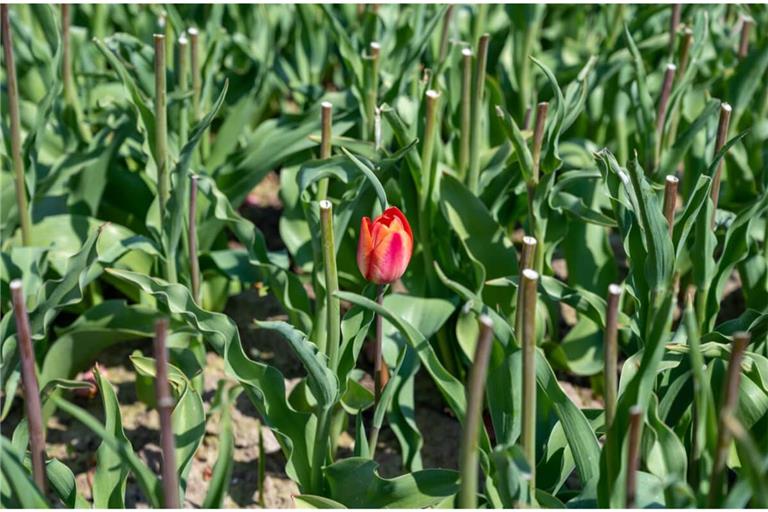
[323,458,459,508]
[0,436,48,508]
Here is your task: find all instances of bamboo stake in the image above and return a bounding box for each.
[708,332,750,506]
[154,34,169,219]
[177,34,189,147]
[738,16,752,59]
[2,6,32,246]
[154,319,180,508]
[604,284,622,428]
[188,27,201,123]
[515,236,537,338]
[10,280,46,494]
[521,268,539,499]
[458,315,494,509]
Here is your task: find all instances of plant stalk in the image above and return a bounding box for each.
[374,284,387,404]
[521,268,539,499]
[604,284,621,429]
[154,34,169,219]
[364,42,380,141]
[317,101,333,201]
[458,315,494,509]
[528,102,548,272]
[438,5,454,64]
[625,405,643,509]
[177,34,189,147]
[10,280,47,494]
[669,4,681,55]
[2,6,32,246]
[708,332,750,506]
[655,63,677,161]
[310,407,332,494]
[710,102,732,227]
[682,288,708,485]
[459,47,473,179]
[738,16,752,58]
[154,318,180,509]
[467,33,489,194]
[188,27,201,123]
[663,175,679,236]
[319,200,340,372]
[189,176,200,304]
[515,236,537,339]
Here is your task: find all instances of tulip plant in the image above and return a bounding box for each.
[2,3,768,510]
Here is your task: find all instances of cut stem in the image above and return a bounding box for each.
[738,16,752,59]
[708,331,750,506]
[531,102,549,185]
[437,5,454,64]
[458,315,494,509]
[2,6,32,246]
[10,280,46,494]
[364,42,381,141]
[189,176,200,304]
[154,318,180,508]
[669,4,681,55]
[177,34,189,147]
[655,63,677,155]
[604,284,622,429]
[710,102,732,227]
[459,47,473,179]
[663,175,679,236]
[521,268,539,499]
[625,405,643,509]
[467,33,489,194]
[317,101,333,201]
[188,27,201,123]
[319,200,340,372]
[683,287,708,484]
[515,236,537,338]
[154,34,169,220]
[61,4,74,104]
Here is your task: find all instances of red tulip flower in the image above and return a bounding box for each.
[357,206,413,284]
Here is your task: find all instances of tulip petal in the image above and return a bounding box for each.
[368,230,410,284]
[357,217,373,279]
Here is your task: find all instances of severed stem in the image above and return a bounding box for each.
[708,332,750,506]
[663,175,679,236]
[467,33,489,194]
[710,102,732,227]
[2,6,32,246]
[189,176,200,304]
[521,268,539,500]
[188,28,201,123]
[177,34,189,147]
[626,405,643,509]
[738,16,752,59]
[459,47,473,179]
[515,236,537,338]
[154,319,180,508]
[10,280,47,494]
[458,315,494,509]
[655,63,677,151]
[604,284,622,428]
[669,4,681,55]
[531,102,549,185]
[319,200,340,372]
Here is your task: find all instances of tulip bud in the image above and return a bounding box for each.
[357,206,413,284]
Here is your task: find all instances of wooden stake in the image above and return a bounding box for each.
[663,175,679,235]
[604,284,622,428]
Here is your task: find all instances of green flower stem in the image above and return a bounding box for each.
[603,284,621,429]
[2,6,32,246]
[458,315,494,509]
[625,405,643,509]
[310,407,332,495]
[317,102,333,201]
[467,34,489,194]
[521,268,539,499]
[61,5,91,141]
[663,175,679,235]
[710,102,731,226]
[10,280,47,494]
[708,332,750,506]
[528,102,548,273]
[154,34,169,218]
[189,176,201,304]
[153,318,180,509]
[459,48,473,179]
[319,200,340,372]
[177,34,189,147]
[188,28,201,122]
[374,284,386,404]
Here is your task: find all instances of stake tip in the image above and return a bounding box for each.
[153,33,165,41]
[426,89,440,99]
[461,47,473,57]
[629,405,642,417]
[321,101,333,110]
[608,283,622,296]
[479,314,493,328]
[721,102,732,113]
[319,199,332,210]
[666,62,677,71]
[9,279,22,291]
[187,27,199,36]
[178,34,188,45]
[522,268,539,281]
[522,235,538,247]
[665,174,680,184]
